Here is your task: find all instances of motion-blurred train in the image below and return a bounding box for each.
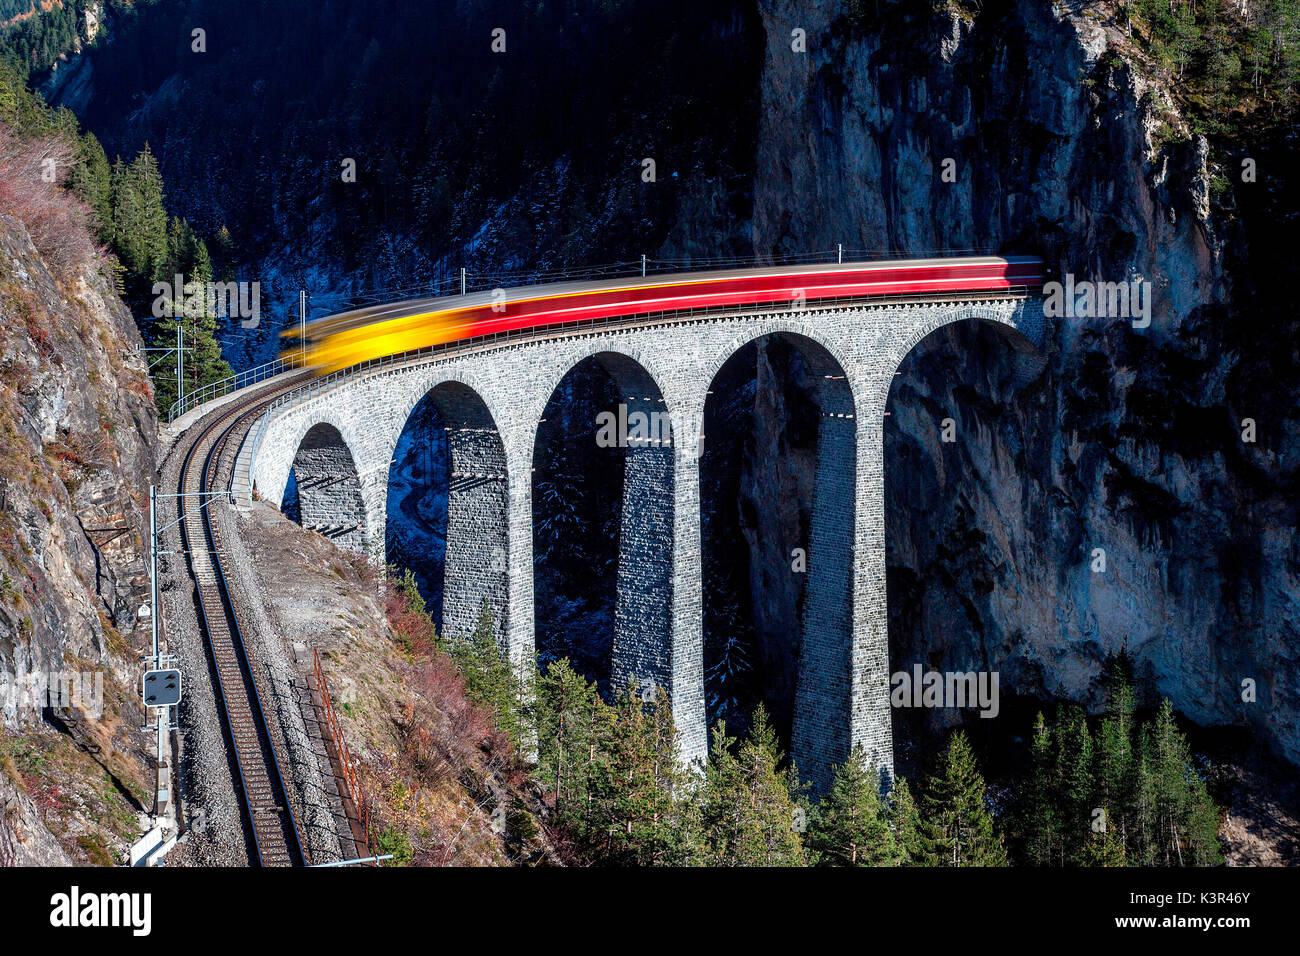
[285,255,1045,375]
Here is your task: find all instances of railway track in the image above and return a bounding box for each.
[175,378,310,867]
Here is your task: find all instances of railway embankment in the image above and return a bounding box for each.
[219,497,560,866]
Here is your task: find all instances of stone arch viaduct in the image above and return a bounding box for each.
[241,296,1046,786]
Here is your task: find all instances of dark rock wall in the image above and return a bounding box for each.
[0,207,159,859]
[739,0,1298,762]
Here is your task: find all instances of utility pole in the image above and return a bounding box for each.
[148,485,168,817]
[641,254,647,278]
[176,325,184,410]
[299,290,307,367]
[132,484,182,865]
[141,332,191,415]
[460,267,467,296]
[838,243,843,264]
[149,486,158,669]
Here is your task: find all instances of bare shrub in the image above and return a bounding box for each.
[0,132,107,281]
[382,577,437,658]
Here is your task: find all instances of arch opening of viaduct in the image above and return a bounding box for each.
[386,381,510,641]
[532,351,676,700]
[700,331,855,775]
[881,316,1045,779]
[283,422,369,551]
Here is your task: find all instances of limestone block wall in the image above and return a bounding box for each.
[790,366,857,790]
[290,422,370,552]
[434,384,509,640]
[611,442,675,699]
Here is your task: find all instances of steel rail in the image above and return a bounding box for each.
[175,378,311,866]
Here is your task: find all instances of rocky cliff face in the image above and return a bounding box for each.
[754,2,1222,303]
[736,0,1299,763]
[0,200,158,864]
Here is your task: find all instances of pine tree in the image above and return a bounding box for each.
[158,216,203,283]
[1147,698,1223,866]
[887,776,930,865]
[1024,711,1062,866]
[1125,699,1222,867]
[193,239,214,286]
[920,730,1007,867]
[695,723,738,864]
[148,249,233,416]
[1095,664,1136,849]
[1082,826,1127,867]
[70,132,112,232]
[1151,699,1189,865]
[1132,725,1160,866]
[1183,792,1224,867]
[588,683,692,866]
[108,145,168,281]
[535,661,698,863]
[806,746,900,866]
[1058,706,1095,864]
[132,144,169,281]
[107,156,135,266]
[535,658,601,829]
[210,225,237,282]
[644,684,703,865]
[448,601,528,749]
[697,708,807,866]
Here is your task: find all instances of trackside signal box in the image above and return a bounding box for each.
[142,669,182,708]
